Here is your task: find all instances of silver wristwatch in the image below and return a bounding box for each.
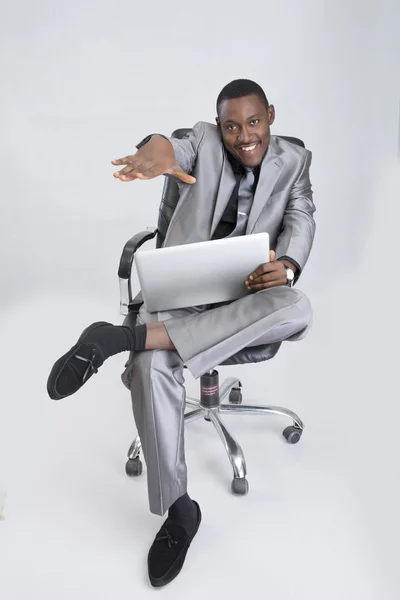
[284,266,295,287]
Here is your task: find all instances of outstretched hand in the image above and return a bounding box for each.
[245,250,288,291]
[111,136,196,184]
[112,155,196,184]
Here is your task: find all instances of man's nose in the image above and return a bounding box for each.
[238,127,251,142]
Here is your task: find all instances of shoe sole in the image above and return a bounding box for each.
[149,501,202,588]
[47,321,111,400]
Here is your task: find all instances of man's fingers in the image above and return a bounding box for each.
[115,161,160,181]
[246,277,284,291]
[247,282,274,291]
[117,173,146,182]
[245,262,286,289]
[113,162,144,178]
[117,168,163,182]
[111,155,138,166]
[166,164,196,184]
[248,262,277,281]
[175,171,197,184]
[120,164,165,181]
[113,160,197,184]
[248,251,276,281]
[114,171,141,180]
[246,275,282,289]
[251,272,279,284]
[117,170,155,181]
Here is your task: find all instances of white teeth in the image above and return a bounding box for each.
[242,144,257,151]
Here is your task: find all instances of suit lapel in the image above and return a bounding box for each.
[210,152,237,238]
[246,137,285,233]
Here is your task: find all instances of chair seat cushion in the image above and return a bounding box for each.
[220,342,281,365]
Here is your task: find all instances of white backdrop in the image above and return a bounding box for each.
[1,1,400,599]
[0,0,398,308]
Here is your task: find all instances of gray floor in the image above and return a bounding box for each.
[0,253,399,600]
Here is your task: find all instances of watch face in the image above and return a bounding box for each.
[285,267,294,281]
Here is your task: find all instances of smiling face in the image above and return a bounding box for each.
[216,94,275,168]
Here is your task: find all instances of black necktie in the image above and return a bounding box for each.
[227,168,255,237]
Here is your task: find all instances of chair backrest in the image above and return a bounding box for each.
[156,129,305,248]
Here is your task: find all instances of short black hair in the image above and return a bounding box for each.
[216,79,269,115]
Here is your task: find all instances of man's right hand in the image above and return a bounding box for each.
[111,135,196,184]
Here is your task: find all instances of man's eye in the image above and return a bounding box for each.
[226,125,237,131]
[250,119,259,126]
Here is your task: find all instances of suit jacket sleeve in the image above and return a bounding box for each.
[275,150,316,281]
[168,123,206,173]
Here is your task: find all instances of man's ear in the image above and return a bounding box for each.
[215,116,221,131]
[268,105,276,126]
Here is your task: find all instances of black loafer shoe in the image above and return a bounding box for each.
[47,321,112,400]
[148,501,201,587]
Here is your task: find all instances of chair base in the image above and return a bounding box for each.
[125,370,304,495]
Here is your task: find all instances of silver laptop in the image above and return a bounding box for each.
[134,233,270,313]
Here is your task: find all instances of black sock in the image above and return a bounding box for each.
[168,493,198,535]
[102,324,147,358]
[81,323,147,360]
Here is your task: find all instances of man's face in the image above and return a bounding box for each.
[217,94,275,168]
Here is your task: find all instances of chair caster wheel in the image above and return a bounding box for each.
[229,387,242,404]
[125,457,143,476]
[283,425,302,444]
[231,477,249,495]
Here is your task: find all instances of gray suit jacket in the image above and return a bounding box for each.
[163,121,316,279]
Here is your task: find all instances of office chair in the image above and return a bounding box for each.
[118,129,306,496]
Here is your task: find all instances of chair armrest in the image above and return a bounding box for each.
[118,228,157,316]
[118,228,158,279]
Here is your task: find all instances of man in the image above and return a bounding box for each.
[47,79,316,587]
